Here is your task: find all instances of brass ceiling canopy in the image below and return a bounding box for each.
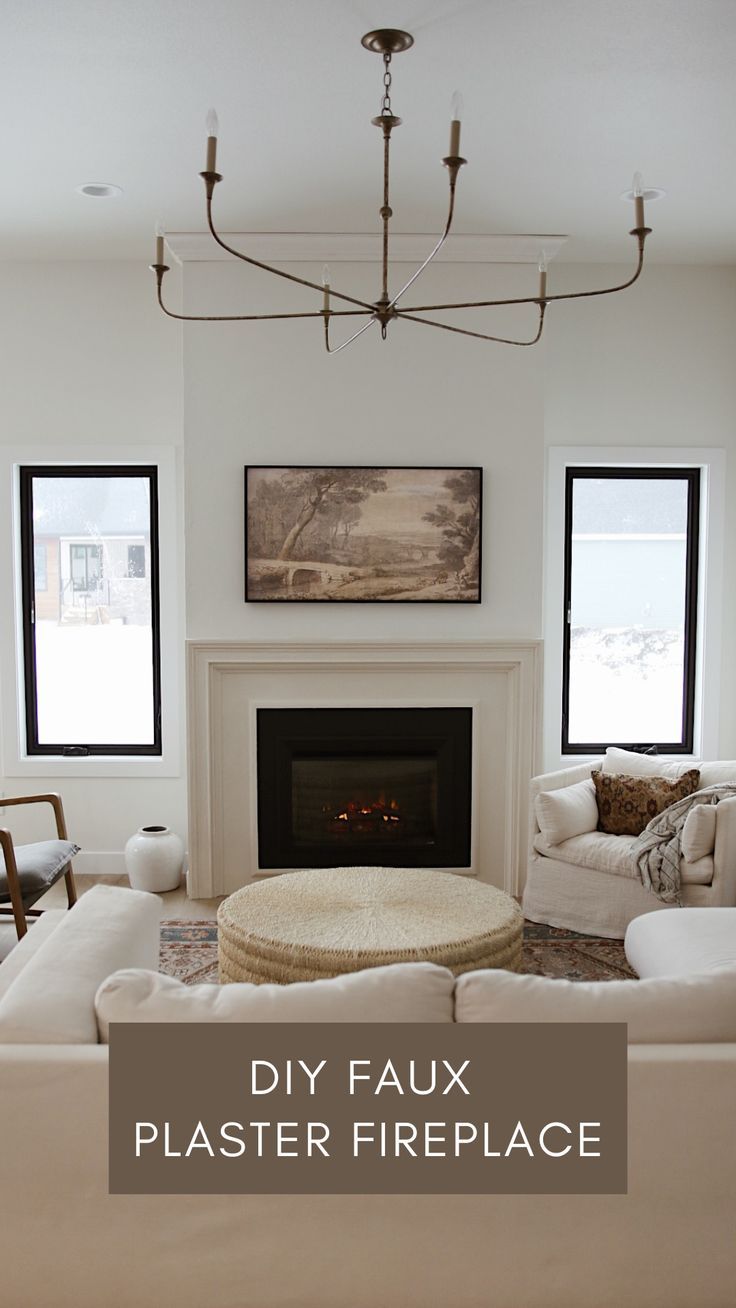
[360,29,414,55]
[150,30,656,353]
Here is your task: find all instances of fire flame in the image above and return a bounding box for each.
[326,793,402,833]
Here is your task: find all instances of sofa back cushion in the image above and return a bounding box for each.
[95,961,455,1042]
[454,966,736,1043]
[592,768,700,836]
[0,885,161,1045]
[601,747,700,781]
[699,761,736,788]
[534,779,598,845]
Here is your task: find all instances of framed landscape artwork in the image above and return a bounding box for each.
[244,466,482,603]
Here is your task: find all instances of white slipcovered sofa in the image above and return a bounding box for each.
[1,884,735,1308]
[524,749,736,938]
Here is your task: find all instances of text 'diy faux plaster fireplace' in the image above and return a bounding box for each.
[186,642,541,897]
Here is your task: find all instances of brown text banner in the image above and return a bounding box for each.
[109,1022,627,1195]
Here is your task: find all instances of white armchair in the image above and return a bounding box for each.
[522,758,736,939]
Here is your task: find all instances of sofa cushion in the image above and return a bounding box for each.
[454,965,736,1042]
[682,804,718,863]
[533,831,713,886]
[0,911,66,995]
[625,907,736,978]
[592,768,700,836]
[0,885,161,1044]
[535,830,639,878]
[602,748,700,781]
[94,960,456,1042]
[698,761,736,788]
[534,779,598,845]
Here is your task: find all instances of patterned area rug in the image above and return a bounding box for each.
[521,921,636,980]
[159,920,636,985]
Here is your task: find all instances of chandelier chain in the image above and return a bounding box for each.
[380,52,392,115]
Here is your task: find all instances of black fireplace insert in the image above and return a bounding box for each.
[256,707,472,869]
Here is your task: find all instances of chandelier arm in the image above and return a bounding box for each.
[388,181,458,311]
[323,314,378,354]
[397,238,647,314]
[153,275,367,322]
[396,303,546,346]
[204,196,377,314]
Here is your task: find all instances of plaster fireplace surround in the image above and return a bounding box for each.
[186,642,542,898]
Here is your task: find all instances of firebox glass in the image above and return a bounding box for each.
[291,755,438,848]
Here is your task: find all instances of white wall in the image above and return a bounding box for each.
[1,256,734,869]
[183,259,544,642]
[0,262,187,862]
[544,263,736,756]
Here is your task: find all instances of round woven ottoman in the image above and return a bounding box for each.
[217,866,523,984]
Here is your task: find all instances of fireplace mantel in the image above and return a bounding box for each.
[186,640,542,898]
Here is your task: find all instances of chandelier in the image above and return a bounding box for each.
[150,28,656,352]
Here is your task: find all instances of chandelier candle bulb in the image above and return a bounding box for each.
[322,264,331,312]
[632,171,645,228]
[155,222,165,266]
[205,108,219,172]
[538,252,548,300]
[449,91,463,156]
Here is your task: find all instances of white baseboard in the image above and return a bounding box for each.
[73,851,127,878]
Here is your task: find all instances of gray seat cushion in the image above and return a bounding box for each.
[0,841,80,902]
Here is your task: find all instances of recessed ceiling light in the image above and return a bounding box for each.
[76,183,123,199]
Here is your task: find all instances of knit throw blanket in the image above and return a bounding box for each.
[632,784,736,904]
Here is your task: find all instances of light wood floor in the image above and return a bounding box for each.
[35,873,223,920]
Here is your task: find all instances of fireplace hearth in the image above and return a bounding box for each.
[256,707,472,869]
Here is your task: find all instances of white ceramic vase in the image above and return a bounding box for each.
[124,825,184,893]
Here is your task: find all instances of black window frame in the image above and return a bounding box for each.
[562,465,700,756]
[19,465,162,757]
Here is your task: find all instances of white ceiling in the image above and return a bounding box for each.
[2,0,735,263]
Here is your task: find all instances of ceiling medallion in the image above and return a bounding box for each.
[150,29,658,352]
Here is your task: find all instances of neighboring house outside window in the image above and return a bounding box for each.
[70,541,103,592]
[128,543,146,578]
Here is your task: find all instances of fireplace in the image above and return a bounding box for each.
[256,707,472,869]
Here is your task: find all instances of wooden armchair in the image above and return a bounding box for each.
[0,793,78,940]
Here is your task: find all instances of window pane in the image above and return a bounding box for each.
[27,472,158,748]
[566,475,696,747]
[128,544,146,578]
[33,543,47,591]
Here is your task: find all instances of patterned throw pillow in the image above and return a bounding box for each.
[591,769,701,837]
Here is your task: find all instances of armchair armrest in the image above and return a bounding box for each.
[529,761,602,844]
[712,795,736,903]
[0,793,69,840]
[0,828,26,935]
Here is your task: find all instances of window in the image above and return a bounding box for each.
[19,466,162,755]
[70,542,102,591]
[562,467,700,754]
[127,544,146,578]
